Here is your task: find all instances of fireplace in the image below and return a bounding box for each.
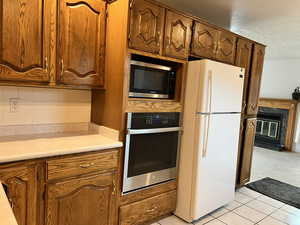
[255,107,288,150]
[254,98,298,152]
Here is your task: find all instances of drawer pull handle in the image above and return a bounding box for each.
[79,163,95,168]
[146,206,158,213]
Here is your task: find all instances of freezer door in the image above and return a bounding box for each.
[191,113,241,220]
[195,60,245,113]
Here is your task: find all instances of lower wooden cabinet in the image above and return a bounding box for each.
[119,190,177,225]
[0,163,38,225]
[238,118,257,185]
[46,171,117,225]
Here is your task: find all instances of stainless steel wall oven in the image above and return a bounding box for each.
[122,112,181,194]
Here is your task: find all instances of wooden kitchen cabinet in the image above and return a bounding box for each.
[235,38,253,114]
[247,44,266,115]
[190,22,219,59]
[0,0,52,83]
[216,30,237,64]
[57,0,106,87]
[239,118,257,185]
[0,163,38,225]
[46,171,117,225]
[128,0,165,55]
[163,10,193,59]
[119,190,177,225]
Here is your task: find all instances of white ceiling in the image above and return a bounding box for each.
[158,0,300,59]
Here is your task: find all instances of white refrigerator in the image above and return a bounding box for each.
[175,60,245,222]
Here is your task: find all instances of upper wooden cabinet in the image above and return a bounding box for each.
[0,163,38,225]
[235,38,253,114]
[247,44,266,115]
[46,171,117,225]
[163,10,193,59]
[216,30,237,64]
[128,0,165,55]
[57,0,106,87]
[191,23,237,64]
[0,0,51,83]
[191,22,219,59]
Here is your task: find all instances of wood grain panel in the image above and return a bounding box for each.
[119,190,177,225]
[57,0,106,87]
[128,0,165,55]
[216,30,237,64]
[47,150,118,181]
[120,180,177,206]
[191,22,219,59]
[247,44,265,115]
[164,10,192,59]
[239,118,256,185]
[235,38,253,114]
[0,0,50,82]
[46,172,117,225]
[127,100,182,112]
[0,163,38,225]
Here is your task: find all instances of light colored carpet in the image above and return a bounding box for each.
[250,147,300,187]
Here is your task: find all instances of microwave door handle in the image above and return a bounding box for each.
[128,127,181,135]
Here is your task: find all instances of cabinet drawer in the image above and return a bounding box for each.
[46,150,118,181]
[119,190,177,225]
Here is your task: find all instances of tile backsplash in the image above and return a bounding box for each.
[0,86,91,126]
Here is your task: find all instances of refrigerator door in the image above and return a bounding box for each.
[190,60,245,114]
[191,113,241,220]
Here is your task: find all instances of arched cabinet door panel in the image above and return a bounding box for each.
[163,10,193,60]
[235,38,253,114]
[46,172,117,225]
[0,164,38,225]
[0,0,51,83]
[57,0,106,87]
[128,0,165,55]
[247,44,265,115]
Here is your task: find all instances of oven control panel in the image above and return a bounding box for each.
[128,112,180,129]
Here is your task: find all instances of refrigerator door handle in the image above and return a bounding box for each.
[202,72,213,158]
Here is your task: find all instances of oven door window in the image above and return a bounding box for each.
[127,131,178,177]
[130,65,170,94]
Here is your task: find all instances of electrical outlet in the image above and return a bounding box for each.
[9,98,19,113]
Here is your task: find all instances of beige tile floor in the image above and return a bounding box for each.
[153,147,300,225]
[251,147,300,187]
[154,188,300,225]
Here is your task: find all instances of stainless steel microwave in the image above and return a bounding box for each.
[129,60,176,99]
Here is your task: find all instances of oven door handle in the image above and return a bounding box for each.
[128,127,181,135]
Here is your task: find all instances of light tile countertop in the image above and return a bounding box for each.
[0,125,123,164]
[0,182,18,225]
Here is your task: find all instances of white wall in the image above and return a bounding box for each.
[0,86,91,126]
[260,59,300,152]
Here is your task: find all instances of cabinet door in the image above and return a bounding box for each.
[128,0,165,55]
[46,172,117,225]
[190,22,219,59]
[247,44,265,115]
[0,0,51,83]
[164,10,193,59]
[0,164,38,225]
[235,39,253,114]
[216,31,237,64]
[239,118,257,185]
[58,0,106,87]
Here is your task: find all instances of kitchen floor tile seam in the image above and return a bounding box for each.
[214,218,228,225]
[268,208,295,225]
[229,210,266,224]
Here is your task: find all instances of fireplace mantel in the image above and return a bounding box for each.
[258,98,298,151]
